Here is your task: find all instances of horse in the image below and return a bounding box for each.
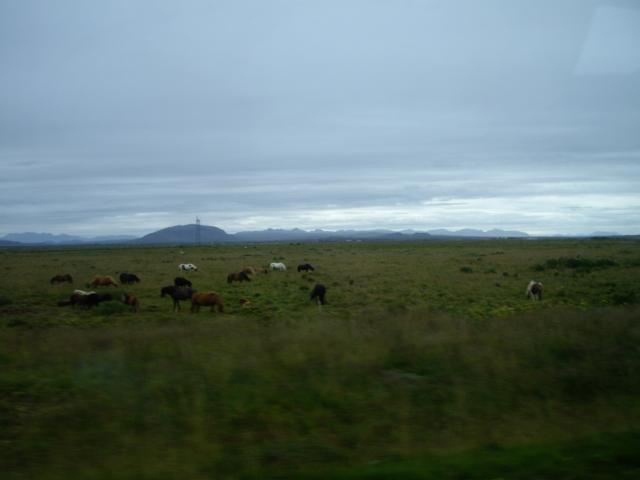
[50,274,73,284]
[174,276,193,287]
[121,293,140,312]
[310,283,327,305]
[227,271,251,284]
[270,262,287,271]
[526,280,543,301]
[161,285,196,311]
[89,275,118,288]
[119,272,140,285]
[242,266,256,276]
[179,263,198,272]
[191,292,224,313]
[58,291,112,308]
[297,263,315,272]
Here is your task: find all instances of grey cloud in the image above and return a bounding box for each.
[1,0,639,236]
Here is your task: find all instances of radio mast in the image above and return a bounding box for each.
[195,217,201,245]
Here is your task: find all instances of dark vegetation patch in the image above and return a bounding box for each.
[533,257,618,273]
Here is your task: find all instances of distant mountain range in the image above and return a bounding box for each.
[1,232,138,245]
[0,224,627,246]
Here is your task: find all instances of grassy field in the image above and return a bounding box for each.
[1,238,640,479]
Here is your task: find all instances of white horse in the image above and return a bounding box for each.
[269,262,287,271]
[178,263,198,272]
[526,280,543,300]
[73,289,95,296]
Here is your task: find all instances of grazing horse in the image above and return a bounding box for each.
[89,275,118,288]
[161,285,196,311]
[191,292,224,313]
[242,266,256,276]
[179,263,198,272]
[50,274,73,284]
[526,280,543,301]
[310,283,327,305]
[297,263,315,272]
[227,271,251,284]
[119,272,140,285]
[270,262,287,271]
[174,276,192,288]
[58,291,112,308]
[121,293,140,312]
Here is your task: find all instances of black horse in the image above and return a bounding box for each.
[161,285,196,311]
[119,272,141,284]
[297,263,315,272]
[174,277,192,288]
[310,283,327,305]
[58,292,112,308]
[50,274,73,284]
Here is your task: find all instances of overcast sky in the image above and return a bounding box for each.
[1,0,639,236]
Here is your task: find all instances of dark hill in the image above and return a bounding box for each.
[134,224,233,244]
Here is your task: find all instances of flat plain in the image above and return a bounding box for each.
[1,238,639,479]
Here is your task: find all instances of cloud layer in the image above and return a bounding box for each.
[1,1,639,236]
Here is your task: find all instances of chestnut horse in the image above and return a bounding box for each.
[89,275,118,288]
[191,292,224,313]
[121,293,140,312]
[242,266,256,276]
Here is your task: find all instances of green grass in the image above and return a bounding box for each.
[1,239,640,478]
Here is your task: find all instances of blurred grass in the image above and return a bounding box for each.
[2,307,640,479]
[1,239,640,478]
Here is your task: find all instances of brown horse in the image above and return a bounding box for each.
[242,266,256,276]
[121,293,140,312]
[50,274,73,284]
[227,271,251,284]
[89,275,118,288]
[191,292,224,313]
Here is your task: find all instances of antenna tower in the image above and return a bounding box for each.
[195,217,201,245]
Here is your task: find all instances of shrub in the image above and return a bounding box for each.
[538,257,617,272]
[460,266,473,273]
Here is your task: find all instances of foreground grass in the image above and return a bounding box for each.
[282,430,640,480]
[2,306,639,479]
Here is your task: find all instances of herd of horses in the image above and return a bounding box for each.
[53,261,328,314]
[52,260,544,315]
